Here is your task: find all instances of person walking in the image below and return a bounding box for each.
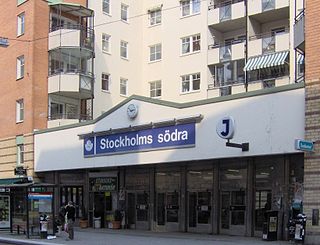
[65,201,76,240]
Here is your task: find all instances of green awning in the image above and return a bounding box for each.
[244,51,289,71]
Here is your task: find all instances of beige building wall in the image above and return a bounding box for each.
[90,0,302,118]
[0,134,34,179]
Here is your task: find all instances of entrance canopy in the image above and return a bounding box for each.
[244,51,289,71]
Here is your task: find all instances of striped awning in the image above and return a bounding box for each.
[244,51,289,71]
[297,53,305,64]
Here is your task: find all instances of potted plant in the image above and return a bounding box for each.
[112,210,122,229]
[79,208,88,228]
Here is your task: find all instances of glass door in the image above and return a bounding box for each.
[220,190,246,235]
[156,192,180,232]
[136,192,149,230]
[188,192,211,233]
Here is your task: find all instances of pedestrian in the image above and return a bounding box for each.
[65,201,76,240]
[58,204,66,231]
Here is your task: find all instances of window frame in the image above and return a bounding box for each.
[16,99,24,123]
[17,12,25,37]
[181,34,201,55]
[149,43,162,62]
[101,73,110,92]
[181,72,201,94]
[150,80,162,98]
[120,78,128,96]
[120,40,128,59]
[121,3,129,22]
[17,144,24,165]
[181,0,200,17]
[16,55,25,80]
[102,33,111,53]
[149,9,162,26]
[102,0,110,15]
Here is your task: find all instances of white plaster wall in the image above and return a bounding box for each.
[35,88,305,172]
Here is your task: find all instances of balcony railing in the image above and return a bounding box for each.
[295,9,305,23]
[48,113,92,121]
[208,0,244,10]
[49,68,94,78]
[49,24,94,51]
[249,28,289,41]
[262,0,275,12]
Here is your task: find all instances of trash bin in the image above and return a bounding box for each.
[93,217,101,229]
[39,214,48,239]
[262,211,278,241]
[294,214,307,242]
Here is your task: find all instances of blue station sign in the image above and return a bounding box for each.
[84,123,195,157]
[295,139,314,152]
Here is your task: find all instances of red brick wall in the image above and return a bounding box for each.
[305,0,320,80]
[0,0,88,138]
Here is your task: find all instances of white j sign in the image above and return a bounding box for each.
[216,116,235,139]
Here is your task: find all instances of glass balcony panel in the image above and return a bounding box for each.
[262,36,275,54]
[262,0,275,12]
[220,4,231,22]
[220,45,232,61]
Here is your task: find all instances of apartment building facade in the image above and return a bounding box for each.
[90,0,304,117]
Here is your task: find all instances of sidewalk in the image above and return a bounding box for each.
[0,228,290,245]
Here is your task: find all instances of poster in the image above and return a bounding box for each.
[0,195,10,228]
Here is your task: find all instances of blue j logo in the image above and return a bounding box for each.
[216,116,235,139]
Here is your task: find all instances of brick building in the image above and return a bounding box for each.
[0,0,94,234]
[303,0,320,244]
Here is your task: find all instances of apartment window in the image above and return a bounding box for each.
[150,80,162,98]
[103,0,110,14]
[120,78,128,96]
[181,34,200,54]
[102,73,110,91]
[50,102,63,119]
[181,73,200,93]
[17,144,24,165]
[150,44,162,62]
[121,4,128,22]
[17,12,25,36]
[120,41,128,59]
[181,0,200,17]
[150,9,161,26]
[16,55,25,79]
[102,33,110,53]
[16,99,24,123]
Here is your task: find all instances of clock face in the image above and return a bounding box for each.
[127,103,138,119]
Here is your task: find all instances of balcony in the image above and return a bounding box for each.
[248,31,289,57]
[248,0,289,16]
[49,25,94,52]
[247,76,290,91]
[294,10,305,51]
[48,71,93,100]
[208,40,245,65]
[47,112,92,128]
[208,0,245,32]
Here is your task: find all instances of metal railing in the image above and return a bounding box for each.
[48,113,92,121]
[208,38,245,49]
[208,0,244,10]
[49,68,94,78]
[295,9,305,24]
[249,28,289,41]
